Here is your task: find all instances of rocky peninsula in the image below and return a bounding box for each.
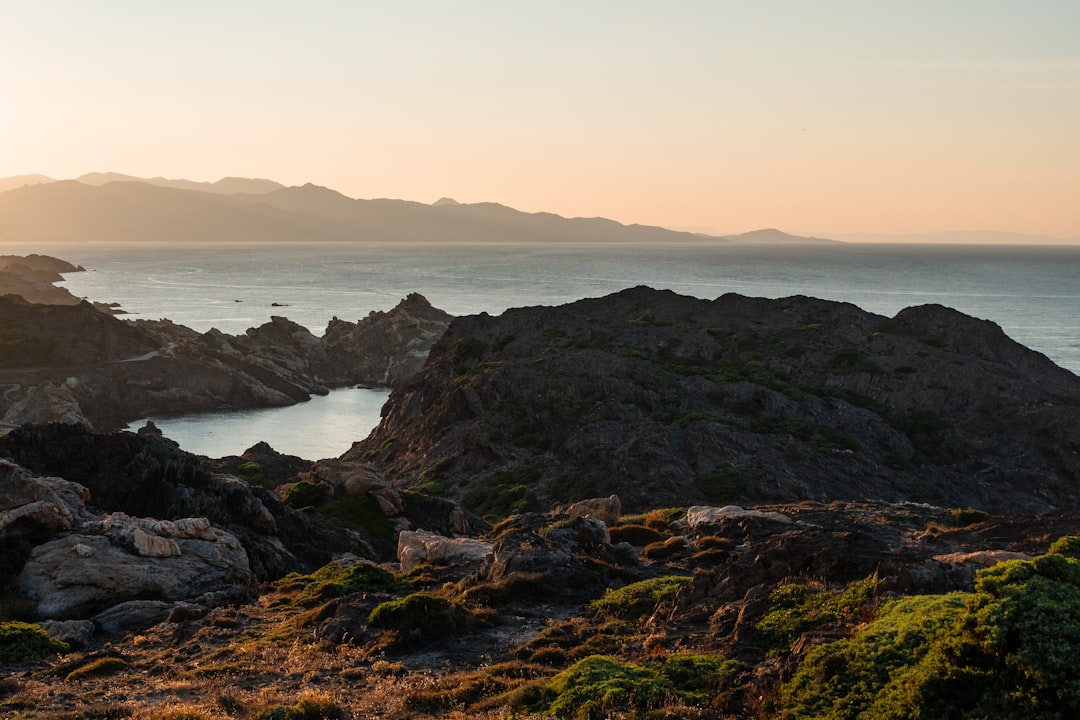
[0,260,452,431]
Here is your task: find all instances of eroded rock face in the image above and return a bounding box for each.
[0,424,358,579]
[0,459,92,538]
[1,382,91,427]
[18,513,254,619]
[323,293,453,387]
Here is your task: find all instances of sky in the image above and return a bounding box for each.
[1,1,1078,238]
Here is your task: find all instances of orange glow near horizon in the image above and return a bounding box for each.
[1,3,1078,239]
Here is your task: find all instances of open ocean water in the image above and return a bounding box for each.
[10,241,1080,459]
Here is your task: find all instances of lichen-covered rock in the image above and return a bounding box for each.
[18,516,255,619]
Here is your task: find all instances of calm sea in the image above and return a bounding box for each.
[8,241,1080,459]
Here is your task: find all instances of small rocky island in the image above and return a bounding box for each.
[1,261,1079,719]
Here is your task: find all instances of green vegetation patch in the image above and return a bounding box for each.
[782,548,1080,718]
[529,653,738,720]
[281,480,329,510]
[589,576,692,620]
[0,620,69,663]
[756,576,881,650]
[368,593,463,632]
[462,466,540,520]
[318,494,396,542]
[65,657,127,682]
[275,561,407,604]
[451,336,488,364]
[694,467,745,503]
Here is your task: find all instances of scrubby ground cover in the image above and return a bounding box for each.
[3,513,1080,719]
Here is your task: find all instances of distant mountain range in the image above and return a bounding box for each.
[0,173,836,246]
[1,173,1073,245]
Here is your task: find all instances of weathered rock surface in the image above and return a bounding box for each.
[350,287,1080,515]
[323,293,453,387]
[0,424,359,579]
[397,529,493,573]
[0,459,92,538]
[18,512,254,619]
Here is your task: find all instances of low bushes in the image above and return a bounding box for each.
[589,575,692,620]
[527,653,739,719]
[0,620,69,663]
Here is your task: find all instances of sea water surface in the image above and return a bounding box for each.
[12,240,1080,459]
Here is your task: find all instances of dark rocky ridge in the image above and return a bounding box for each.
[0,292,452,431]
[349,286,1080,515]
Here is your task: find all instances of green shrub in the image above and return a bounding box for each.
[607,523,667,546]
[276,561,407,603]
[1048,535,1080,558]
[694,467,745,502]
[643,536,690,560]
[282,480,329,510]
[368,593,463,634]
[451,336,488,364]
[462,467,540,520]
[0,620,69,663]
[318,495,396,542]
[528,653,737,719]
[951,507,990,526]
[66,657,127,681]
[757,576,881,649]
[588,576,691,620]
[782,593,970,720]
[782,550,1080,718]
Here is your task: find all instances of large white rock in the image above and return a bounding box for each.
[684,505,793,529]
[564,494,621,527]
[397,529,493,573]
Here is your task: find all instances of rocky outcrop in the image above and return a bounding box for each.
[0,291,452,431]
[397,529,493,573]
[0,459,92,538]
[0,424,358,579]
[0,254,93,307]
[18,513,254,619]
[350,287,1080,515]
[323,293,453,387]
[299,459,405,517]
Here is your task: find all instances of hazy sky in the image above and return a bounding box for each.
[2,1,1078,237]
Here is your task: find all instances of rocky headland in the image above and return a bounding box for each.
[0,273,453,430]
[1,281,1080,718]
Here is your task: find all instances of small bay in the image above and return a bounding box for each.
[128,386,391,460]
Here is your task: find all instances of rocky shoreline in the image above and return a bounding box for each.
[0,257,452,431]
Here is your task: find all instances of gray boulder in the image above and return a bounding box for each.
[18,512,255,619]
